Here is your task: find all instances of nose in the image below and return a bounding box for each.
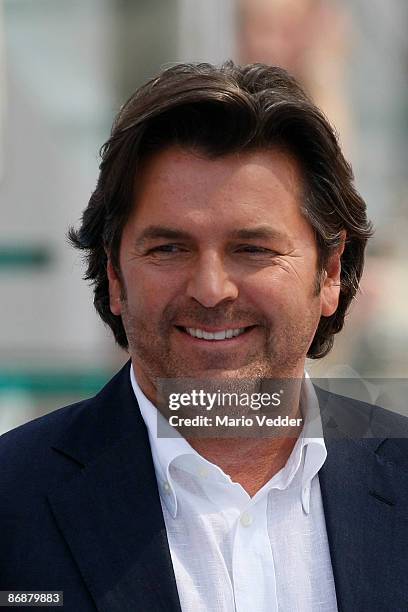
[186,251,239,307]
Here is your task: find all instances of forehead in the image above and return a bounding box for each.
[128,146,308,236]
[136,145,303,196]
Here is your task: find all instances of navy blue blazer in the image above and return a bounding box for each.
[1,362,407,611]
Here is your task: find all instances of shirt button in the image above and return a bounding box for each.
[198,466,209,478]
[240,511,253,527]
[163,481,171,494]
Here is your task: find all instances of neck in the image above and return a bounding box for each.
[187,380,304,497]
[186,433,301,497]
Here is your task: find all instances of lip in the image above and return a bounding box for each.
[174,325,258,344]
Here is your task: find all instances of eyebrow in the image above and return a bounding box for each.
[134,226,193,247]
[229,225,289,242]
[134,224,290,246]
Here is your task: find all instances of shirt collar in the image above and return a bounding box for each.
[131,366,326,516]
[298,372,327,513]
[131,365,198,517]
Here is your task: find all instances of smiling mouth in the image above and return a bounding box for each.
[176,326,256,341]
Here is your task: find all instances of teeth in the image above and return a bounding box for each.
[185,327,247,340]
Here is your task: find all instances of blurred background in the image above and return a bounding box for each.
[1,0,407,433]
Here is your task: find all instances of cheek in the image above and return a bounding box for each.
[243,267,300,301]
[124,270,181,317]
[242,278,286,320]
[243,263,319,316]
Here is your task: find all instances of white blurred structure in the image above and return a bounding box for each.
[0,1,6,181]
[178,0,236,63]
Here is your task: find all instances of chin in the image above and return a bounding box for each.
[189,364,264,381]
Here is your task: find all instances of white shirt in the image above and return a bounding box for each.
[131,366,338,612]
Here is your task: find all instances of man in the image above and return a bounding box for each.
[1,62,407,612]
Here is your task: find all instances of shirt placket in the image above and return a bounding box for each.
[232,493,278,612]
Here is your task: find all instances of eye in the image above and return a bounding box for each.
[147,244,186,254]
[236,245,275,254]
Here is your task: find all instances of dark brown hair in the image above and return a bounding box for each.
[69,61,373,358]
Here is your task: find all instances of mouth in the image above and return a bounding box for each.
[175,325,257,341]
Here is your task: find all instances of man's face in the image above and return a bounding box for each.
[108,147,342,396]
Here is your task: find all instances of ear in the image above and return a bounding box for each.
[106,257,123,316]
[320,230,346,317]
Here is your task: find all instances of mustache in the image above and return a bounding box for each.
[162,303,268,329]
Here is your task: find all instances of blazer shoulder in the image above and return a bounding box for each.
[0,361,132,466]
[316,385,408,468]
[1,396,89,446]
[0,398,95,492]
[0,362,138,500]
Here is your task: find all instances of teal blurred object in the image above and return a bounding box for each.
[0,245,52,269]
[0,369,112,395]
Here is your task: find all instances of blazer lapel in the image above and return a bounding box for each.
[47,363,182,612]
[318,388,408,611]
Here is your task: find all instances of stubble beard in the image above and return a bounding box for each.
[120,297,320,390]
